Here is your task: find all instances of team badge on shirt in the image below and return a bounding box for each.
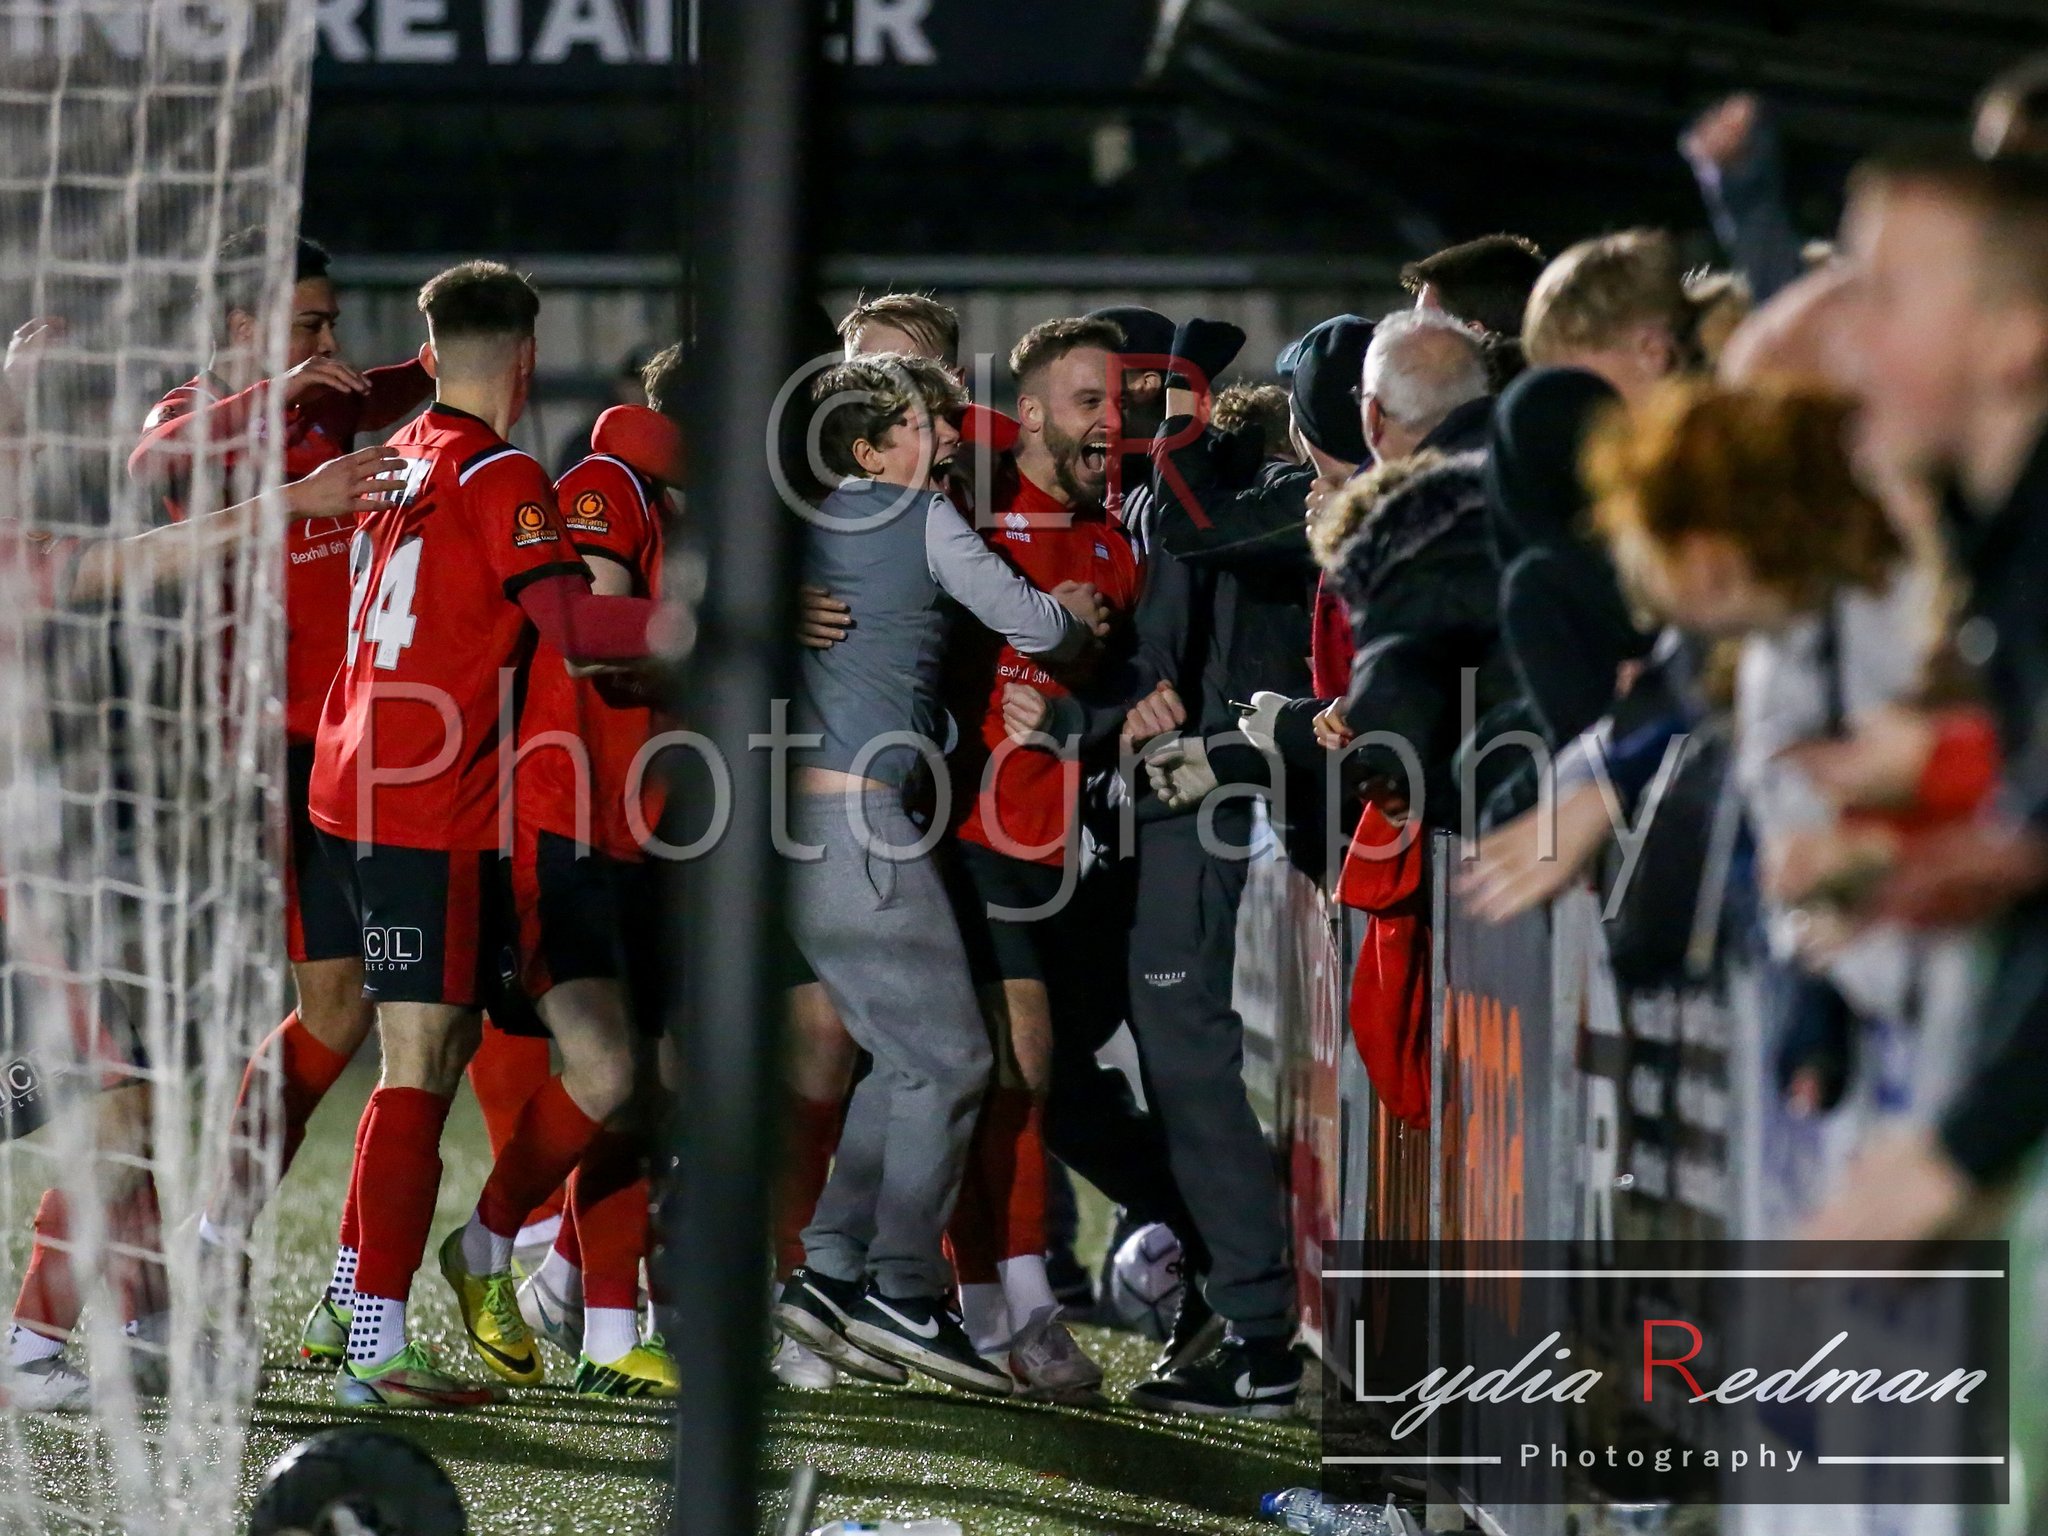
[565,488,611,534]
[512,502,558,548]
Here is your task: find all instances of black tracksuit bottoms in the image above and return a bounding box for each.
[1120,808,1294,1340]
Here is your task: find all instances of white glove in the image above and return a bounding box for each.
[1145,734,1217,811]
[1237,690,1289,754]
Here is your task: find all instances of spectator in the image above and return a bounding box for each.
[1402,232,1547,388]
[1312,311,1511,828]
[1355,307,1494,466]
[1487,231,1710,751]
[1798,146,2048,1240]
[836,291,959,362]
[1210,382,1297,464]
[1585,379,1984,1191]
[1681,94,1806,305]
[1523,229,1705,405]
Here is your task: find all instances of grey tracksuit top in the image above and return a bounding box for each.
[793,476,1086,786]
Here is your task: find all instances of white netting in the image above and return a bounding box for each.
[0,2,311,1531]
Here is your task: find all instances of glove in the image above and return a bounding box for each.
[1236,690,1289,754]
[1167,318,1246,391]
[1144,735,1218,811]
[592,404,685,486]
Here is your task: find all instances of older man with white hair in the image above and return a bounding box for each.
[1356,306,1495,466]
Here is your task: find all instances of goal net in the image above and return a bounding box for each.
[0,2,312,1530]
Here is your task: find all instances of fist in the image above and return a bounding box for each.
[1000,683,1052,745]
[1121,680,1185,750]
[1052,579,1111,638]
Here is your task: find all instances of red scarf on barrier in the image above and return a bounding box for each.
[1336,802,1431,1129]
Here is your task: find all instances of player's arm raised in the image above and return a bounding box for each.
[69,445,401,603]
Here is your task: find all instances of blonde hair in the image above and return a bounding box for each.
[1523,230,1701,368]
[836,292,960,365]
[1586,380,1902,616]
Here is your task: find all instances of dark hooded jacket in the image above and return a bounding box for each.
[1325,449,1518,828]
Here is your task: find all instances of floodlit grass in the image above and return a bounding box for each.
[234,1063,1316,1534]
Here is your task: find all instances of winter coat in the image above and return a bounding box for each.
[1324,448,1519,830]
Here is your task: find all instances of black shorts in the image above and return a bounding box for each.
[943,839,1071,987]
[313,831,519,1010]
[285,741,360,966]
[511,826,666,1038]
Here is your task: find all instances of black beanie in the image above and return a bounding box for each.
[1284,315,1373,466]
[1085,304,1176,363]
[1482,365,1622,561]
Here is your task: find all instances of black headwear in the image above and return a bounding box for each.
[1482,364,1622,562]
[1284,315,1373,466]
[1085,304,1176,363]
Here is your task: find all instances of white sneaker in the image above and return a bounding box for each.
[517,1270,584,1361]
[1007,1307,1104,1401]
[511,1215,562,1278]
[12,1354,91,1412]
[770,1334,838,1391]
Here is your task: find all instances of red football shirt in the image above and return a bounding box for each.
[309,404,585,852]
[131,362,432,743]
[516,453,667,861]
[946,467,1140,865]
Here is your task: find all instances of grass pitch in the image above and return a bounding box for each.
[234,1063,1316,1534]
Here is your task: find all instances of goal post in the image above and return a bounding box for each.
[0,2,313,1530]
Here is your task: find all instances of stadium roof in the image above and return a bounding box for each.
[1148,0,2048,252]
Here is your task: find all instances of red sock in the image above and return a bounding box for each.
[998,1093,1048,1261]
[351,1087,453,1302]
[553,1200,582,1269]
[220,1011,353,1219]
[777,1096,841,1278]
[474,1078,601,1241]
[467,1019,566,1227]
[110,1175,166,1324]
[337,1094,375,1253]
[945,1091,1009,1286]
[12,1189,78,1338]
[568,1132,647,1311]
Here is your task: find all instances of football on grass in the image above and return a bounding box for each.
[1103,1221,1184,1341]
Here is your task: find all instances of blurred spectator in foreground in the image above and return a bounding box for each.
[1589,382,1981,1132]
[1799,147,2048,1241]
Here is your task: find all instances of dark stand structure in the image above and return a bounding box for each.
[666,1,814,1531]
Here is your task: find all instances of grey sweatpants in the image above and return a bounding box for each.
[789,788,991,1299]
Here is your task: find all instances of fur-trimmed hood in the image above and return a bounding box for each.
[1321,448,1490,613]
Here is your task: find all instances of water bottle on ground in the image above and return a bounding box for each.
[1260,1487,1390,1535]
[808,1520,965,1536]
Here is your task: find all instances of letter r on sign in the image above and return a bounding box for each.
[1642,1318,1705,1401]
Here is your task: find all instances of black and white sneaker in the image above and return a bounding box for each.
[771,1268,909,1386]
[844,1291,1013,1396]
[1150,1265,1225,1379]
[1129,1334,1300,1419]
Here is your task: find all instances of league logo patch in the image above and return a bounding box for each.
[512,501,557,548]
[565,488,611,534]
